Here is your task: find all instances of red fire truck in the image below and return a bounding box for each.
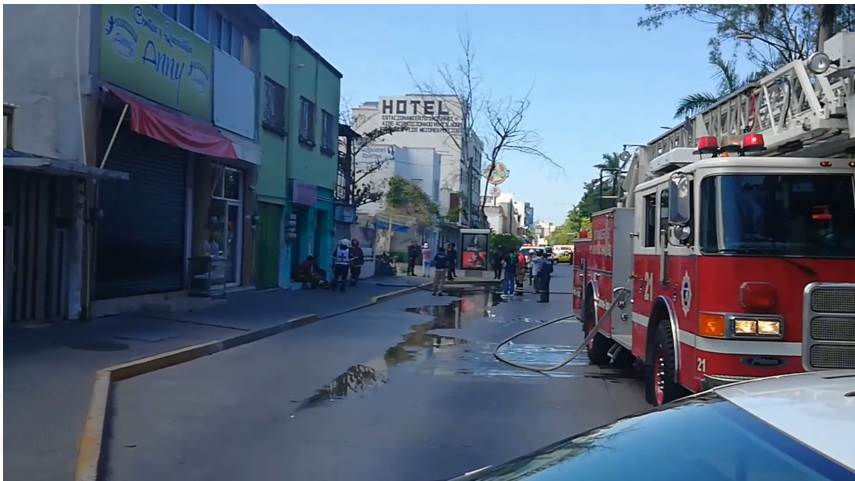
[572,32,855,406]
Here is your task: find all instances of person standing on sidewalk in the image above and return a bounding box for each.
[421,242,432,277]
[537,253,553,303]
[531,252,544,293]
[349,239,364,286]
[407,242,419,276]
[431,246,449,296]
[332,239,351,292]
[446,242,458,281]
[491,249,503,279]
[502,250,517,296]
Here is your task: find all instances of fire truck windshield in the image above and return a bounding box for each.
[700,174,855,258]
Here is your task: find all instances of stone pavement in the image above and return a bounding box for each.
[3,276,425,481]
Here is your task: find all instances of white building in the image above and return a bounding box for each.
[535,220,556,246]
[352,95,484,227]
[356,144,441,216]
[483,190,527,239]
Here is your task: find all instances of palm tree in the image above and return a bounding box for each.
[674,54,746,119]
[593,152,625,203]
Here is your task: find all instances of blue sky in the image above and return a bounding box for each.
[263,4,729,224]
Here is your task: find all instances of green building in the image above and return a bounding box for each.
[256,25,342,288]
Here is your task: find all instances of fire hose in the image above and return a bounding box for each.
[493,287,631,373]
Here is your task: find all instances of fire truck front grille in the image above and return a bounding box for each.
[810,317,855,341]
[809,345,855,369]
[811,287,855,314]
[803,284,855,371]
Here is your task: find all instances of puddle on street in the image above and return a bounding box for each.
[294,289,633,413]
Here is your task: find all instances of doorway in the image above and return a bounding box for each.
[210,165,243,285]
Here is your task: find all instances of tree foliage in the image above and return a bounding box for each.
[639,5,855,72]
[384,176,439,230]
[490,233,522,254]
[409,25,557,224]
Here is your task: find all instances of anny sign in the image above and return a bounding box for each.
[100,5,212,120]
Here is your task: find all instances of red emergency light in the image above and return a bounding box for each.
[696,136,718,154]
[742,133,765,151]
[579,230,589,239]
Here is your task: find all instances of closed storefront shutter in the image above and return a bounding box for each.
[95,126,187,299]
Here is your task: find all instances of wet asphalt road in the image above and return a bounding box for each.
[104,265,649,481]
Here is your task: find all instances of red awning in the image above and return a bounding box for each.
[107,87,238,160]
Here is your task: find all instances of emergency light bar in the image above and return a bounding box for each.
[693,133,766,156]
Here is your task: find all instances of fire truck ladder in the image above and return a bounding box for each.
[649,54,854,159]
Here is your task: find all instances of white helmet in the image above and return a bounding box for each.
[340,238,350,247]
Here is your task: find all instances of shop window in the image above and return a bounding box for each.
[300,98,316,147]
[262,77,286,136]
[223,168,241,201]
[643,193,656,247]
[321,110,336,155]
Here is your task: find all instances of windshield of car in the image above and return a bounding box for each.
[700,174,855,257]
[462,396,851,481]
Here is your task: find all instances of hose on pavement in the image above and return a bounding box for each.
[493,287,631,373]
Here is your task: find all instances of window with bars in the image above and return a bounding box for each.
[299,98,316,147]
[262,77,286,136]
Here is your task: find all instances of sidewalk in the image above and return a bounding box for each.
[3,276,424,481]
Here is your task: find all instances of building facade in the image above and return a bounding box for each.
[3,4,342,321]
[255,24,342,289]
[351,95,483,227]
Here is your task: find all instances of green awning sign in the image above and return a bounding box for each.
[100,5,212,120]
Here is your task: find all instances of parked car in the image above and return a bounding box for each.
[553,245,573,263]
[448,371,855,481]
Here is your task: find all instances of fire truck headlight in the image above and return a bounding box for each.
[757,320,782,336]
[733,319,758,335]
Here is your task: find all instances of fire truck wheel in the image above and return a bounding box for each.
[587,333,612,365]
[645,322,680,406]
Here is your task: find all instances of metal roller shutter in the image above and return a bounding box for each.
[95,125,187,299]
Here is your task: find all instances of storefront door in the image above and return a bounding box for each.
[210,165,243,285]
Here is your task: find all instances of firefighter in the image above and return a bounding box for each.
[332,239,351,292]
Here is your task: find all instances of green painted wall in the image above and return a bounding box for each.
[286,41,340,190]
[256,29,290,205]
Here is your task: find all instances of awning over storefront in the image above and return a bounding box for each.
[4,150,129,180]
[105,86,240,161]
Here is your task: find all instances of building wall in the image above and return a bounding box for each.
[352,95,481,222]
[288,40,339,190]
[257,29,290,204]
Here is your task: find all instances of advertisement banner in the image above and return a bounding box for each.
[100,5,212,120]
[460,232,488,270]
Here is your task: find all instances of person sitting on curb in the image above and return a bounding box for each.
[431,247,449,296]
[296,255,326,289]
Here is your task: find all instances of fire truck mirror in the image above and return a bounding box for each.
[668,173,692,226]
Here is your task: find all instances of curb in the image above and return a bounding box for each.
[74,283,430,481]
[369,282,431,304]
[73,314,317,481]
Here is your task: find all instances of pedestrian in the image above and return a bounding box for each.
[531,252,544,293]
[491,249,503,280]
[537,253,553,303]
[332,238,351,292]
[446,242,458,281]
[431,246,449,296]
[349,239,364,286]
[421,242,432,277]
[502,250,517,296]
[515,250,527,295]
[527,252,535,286]
[407,242,419,276]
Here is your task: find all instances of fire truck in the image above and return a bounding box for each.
[572,32,855,406]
